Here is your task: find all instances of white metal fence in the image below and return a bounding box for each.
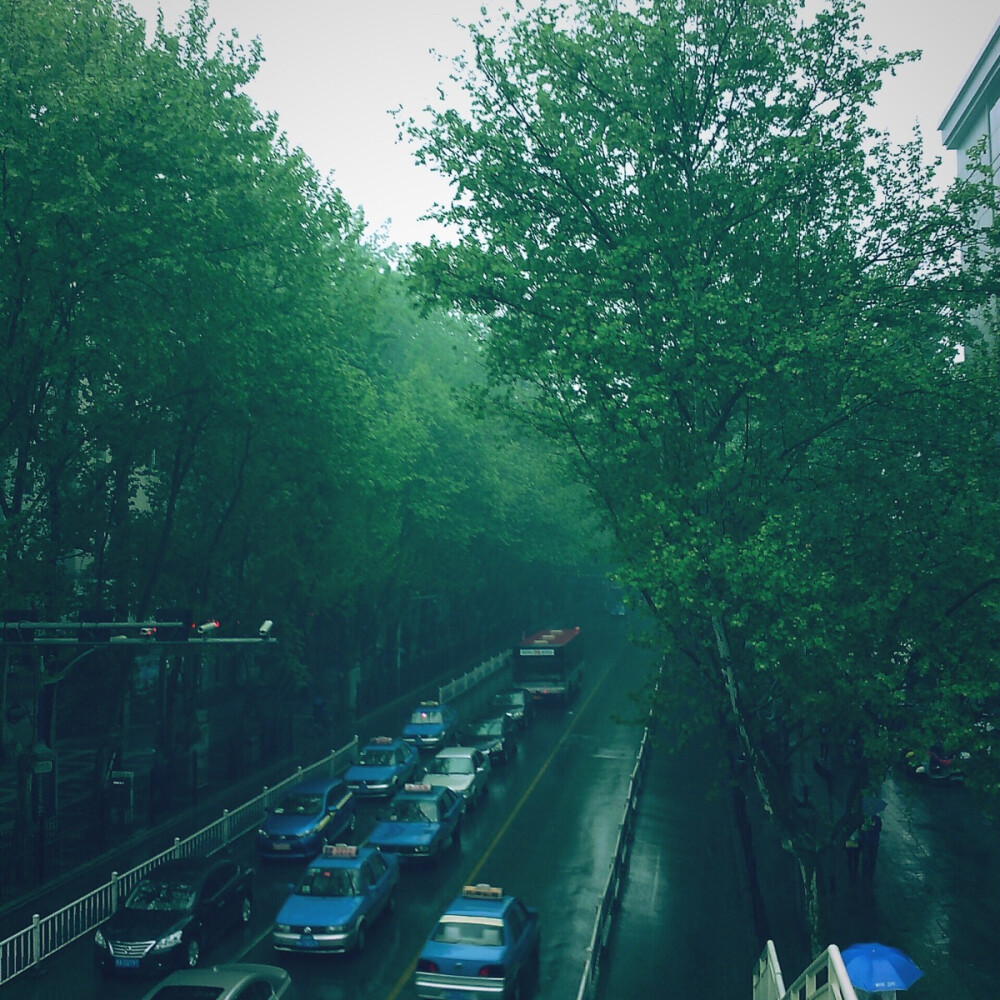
[757,943,859,1000]
[439,651,509,703]
[0,738,357,987]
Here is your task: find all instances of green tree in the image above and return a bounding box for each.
[404,0,1000,948]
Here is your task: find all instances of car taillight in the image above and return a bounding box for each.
[478,964,505,977]
[417,959,439,973]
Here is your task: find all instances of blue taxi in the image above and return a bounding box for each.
[401,700,459,752]
[256,776,355,860]
[344,736,420,798]
[272,843,399,954]
[415,883,540,999]
[367,783,463,861]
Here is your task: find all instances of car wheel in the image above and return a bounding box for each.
[452,821,462,849]
[184,936,200,968]
[355,921,366,953]
[239,895,252,925]
[386,888,397,915]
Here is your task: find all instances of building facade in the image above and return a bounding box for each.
[940,17,1000,183]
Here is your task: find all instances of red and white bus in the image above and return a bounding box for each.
[512,627,583,705]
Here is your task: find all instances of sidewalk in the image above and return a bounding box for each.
[597,728,999,1000]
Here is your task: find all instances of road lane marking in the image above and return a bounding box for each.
[384,655,619,1000]
[237,923,274,960]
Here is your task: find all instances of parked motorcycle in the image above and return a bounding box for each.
[904,743,969,785]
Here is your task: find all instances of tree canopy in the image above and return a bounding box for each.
[403,0,1000,946]
[1,0,600,771]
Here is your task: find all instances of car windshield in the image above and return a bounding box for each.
[432,919,504,947]
[126,878,197,912]
[473,719,503,737]
[297,866,359,897]
[359,748,395,767]
[272,792,323,815]
[428,757,473,775]
[410,708,444,725]
[388,799,438,823]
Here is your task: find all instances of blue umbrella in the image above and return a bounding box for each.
[842,942,924,992]
[862,793,887,816]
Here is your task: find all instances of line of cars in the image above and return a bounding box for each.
[92,689,539,999]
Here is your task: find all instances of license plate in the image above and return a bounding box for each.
[115,958,140,969]
[273,843,291,851]
[297,935,317,948]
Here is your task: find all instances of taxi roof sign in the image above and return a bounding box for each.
[322,843,358,858]
[462,883,503,900]
[404,782,432,792]
[373,736,395,744]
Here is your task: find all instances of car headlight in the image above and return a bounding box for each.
[94,928,106,948]
[275,924,291,933]
[153,929,184,952]
[325,924,347,933]
[257,828,268,837]
[414,844,430,854]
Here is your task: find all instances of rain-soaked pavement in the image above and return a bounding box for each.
[598,713,1000,1000]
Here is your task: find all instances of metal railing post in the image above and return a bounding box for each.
[30,914,40,970]
[110,871,119,911]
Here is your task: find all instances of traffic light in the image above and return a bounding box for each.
[154,608,193,642]
[1,610,39,644]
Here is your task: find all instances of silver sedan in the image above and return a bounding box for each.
[138,963,293,1000]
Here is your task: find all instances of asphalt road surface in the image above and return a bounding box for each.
[6,623,657,1000]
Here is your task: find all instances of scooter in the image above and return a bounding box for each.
[904,744,969,785]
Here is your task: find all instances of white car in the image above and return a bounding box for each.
[421,746,491,808]
[138,964,293,1000]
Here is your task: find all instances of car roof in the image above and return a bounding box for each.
[141,963,289,997]
[363,736,406,747]
[434,746,477,757]
[396,783,450,800]
[289,775,345,793]
[309,846,380,869]
[446,891,514,919]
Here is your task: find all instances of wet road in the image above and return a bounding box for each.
[6,623,656,1000]
[10,621,998,1000]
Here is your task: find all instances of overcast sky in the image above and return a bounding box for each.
[128,0,999,248]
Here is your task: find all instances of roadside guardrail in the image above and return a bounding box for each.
[0,738,357,987]
[439,651,510,703]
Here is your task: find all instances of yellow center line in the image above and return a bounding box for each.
[384,656,617,1000]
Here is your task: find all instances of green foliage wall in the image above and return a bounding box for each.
[0,0,598,692]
